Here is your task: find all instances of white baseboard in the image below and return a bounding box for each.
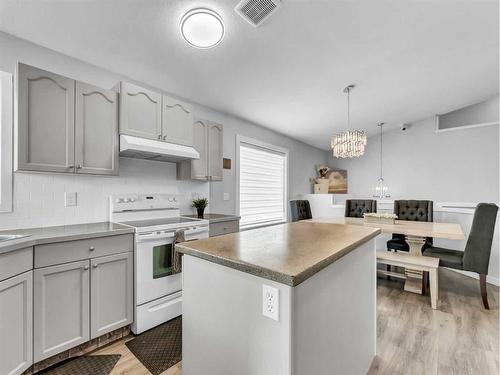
[448,268,499,287]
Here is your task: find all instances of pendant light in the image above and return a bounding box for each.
[331,85,367,158]
[373,122,390,198]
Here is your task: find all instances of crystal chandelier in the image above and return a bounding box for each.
[373,122,390,198]
[331,85,367,158]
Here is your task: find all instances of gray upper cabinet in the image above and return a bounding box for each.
[90,252,133,339]
[119,82,162,140]
[17,63,75,173]
[208,121,223,181]
[191,118,209,180]
[16,63,119,175]
[75,82,119,175]
[0,271,33,375]
[162,95,193,146]
[34,260,90,362]
[177,119,224,181]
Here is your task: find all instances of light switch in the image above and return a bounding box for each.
[223,193,230,201]
[65,192,77,207]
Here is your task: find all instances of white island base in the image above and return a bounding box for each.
[181,239,376,375]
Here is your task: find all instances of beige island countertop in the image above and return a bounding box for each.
[176,221,380,286]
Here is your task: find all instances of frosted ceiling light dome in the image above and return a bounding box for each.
[180,8,225,49]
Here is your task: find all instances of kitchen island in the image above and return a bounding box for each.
[176,221,380,375]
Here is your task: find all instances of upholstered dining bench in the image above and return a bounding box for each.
[376,250,440,309]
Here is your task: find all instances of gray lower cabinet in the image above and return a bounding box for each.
[0,271,33,375]
[75,82,119,175]
[209,220,240,237]
[34,260,90,362]
[119,81,162,140]
[90,252,133,339]
[17,63,75,173]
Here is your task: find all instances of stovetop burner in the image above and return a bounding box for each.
[120,217,203,229]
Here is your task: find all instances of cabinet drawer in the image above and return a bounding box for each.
[35,234,133,268]
[0,247,33,282]
[209,220,240,237]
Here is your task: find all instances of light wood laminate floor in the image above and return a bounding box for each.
[92,268,498,375]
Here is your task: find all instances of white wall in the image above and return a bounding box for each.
[0,32,325,229]
[329,117,500,283]
[328,117,499,202]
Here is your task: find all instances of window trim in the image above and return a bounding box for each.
[236,135,289,230]
[0,71,13,212]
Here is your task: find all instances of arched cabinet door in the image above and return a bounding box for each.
[207,122,223,181]
[75,82,119,175]
[191,119,208,180]
[119,82,162,140]
[162,95,193,147]
[17,63,75,173]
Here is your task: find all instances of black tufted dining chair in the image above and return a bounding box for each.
[423,203,498,309]
[387,200,434,252]
[289,200,312,222]
[345,199,377,218]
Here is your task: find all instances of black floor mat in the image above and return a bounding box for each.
[39,355,121,375]
[125,317,182,375]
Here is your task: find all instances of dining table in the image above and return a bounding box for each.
[307,217,465,294]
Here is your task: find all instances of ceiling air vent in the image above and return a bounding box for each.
[235,0,281,27]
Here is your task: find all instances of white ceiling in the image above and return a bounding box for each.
[0,0,498,150]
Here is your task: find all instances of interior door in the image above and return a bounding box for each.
[90,252,133,339]
[119,82,162,140]
[75,82,118,175]
[208,121,223,181]
[162,95,193,146]
[17,63,75,173]
[191,118,208,180]
[0,271,33,375]
[34,260,90,362]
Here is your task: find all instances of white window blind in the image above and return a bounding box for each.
[238,139,287,229]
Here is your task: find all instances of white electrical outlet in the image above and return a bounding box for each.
[223,193,230,201]
[64,192,77,207]
[262,284,279,321]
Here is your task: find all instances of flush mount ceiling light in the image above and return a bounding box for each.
[180,8,225,49]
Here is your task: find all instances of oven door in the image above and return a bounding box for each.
[136,231,182,305]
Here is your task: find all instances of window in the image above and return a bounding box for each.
[0,71,13,212]
[237,136,288,229]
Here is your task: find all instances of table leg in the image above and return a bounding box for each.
[404,236,426,294]
[429,268,438,309]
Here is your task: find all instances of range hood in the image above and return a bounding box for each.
[120,135,200,162]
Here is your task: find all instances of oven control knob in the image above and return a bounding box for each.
[129,198,136,202]
[168,197,173,202]
[116,198,124,203]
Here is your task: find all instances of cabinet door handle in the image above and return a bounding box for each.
[83,265,89,270]
[158,135,162,140]
[77,164,83,169]
[163,135,167,141]
[89,246,95,251]
[93,264,98,268]
[67,165,74,169]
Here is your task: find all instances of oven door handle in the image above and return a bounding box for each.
[137,232,176,242]
[184,226,209,236]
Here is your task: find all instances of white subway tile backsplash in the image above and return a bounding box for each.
[0,158,209,230]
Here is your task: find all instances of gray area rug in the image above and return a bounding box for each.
[125,316,182,375]
[40,355,121,375]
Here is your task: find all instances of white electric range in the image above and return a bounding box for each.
[109,193,209,334]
